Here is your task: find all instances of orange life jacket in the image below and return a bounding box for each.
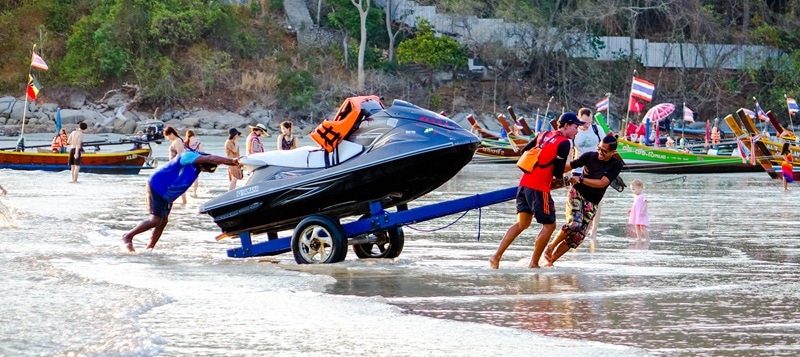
[519,131,568,192]
[51,134,67,152]
[310,95,383,152]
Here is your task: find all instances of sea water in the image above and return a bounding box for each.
[0,133,797,356]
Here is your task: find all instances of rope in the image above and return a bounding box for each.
[653,175,687,184]
[406,208,473,234]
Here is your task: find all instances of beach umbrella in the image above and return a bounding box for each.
[643,103,676,122]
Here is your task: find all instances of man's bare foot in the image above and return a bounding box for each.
[543,246,553,264]
[528,263,540,269]
[489,256,500,269]
[121,234,135,253]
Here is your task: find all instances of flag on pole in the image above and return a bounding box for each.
[754,100,769,121]
[31,52,49,71]
[683,105,694,122]
[631,77,655,102]
[628,96,645,113]
[787,97,799,114]
[595,96,609,112]
[26,73,41,100]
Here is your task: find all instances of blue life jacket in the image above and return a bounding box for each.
[149,151,202,201]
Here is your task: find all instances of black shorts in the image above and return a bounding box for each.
[516,186,556,224]
[147,185,172,218]
[68,148,82,165]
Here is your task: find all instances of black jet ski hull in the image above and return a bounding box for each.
[203,142,476,236]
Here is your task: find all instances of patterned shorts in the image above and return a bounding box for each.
[561,188,597,249]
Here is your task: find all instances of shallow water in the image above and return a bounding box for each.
[0,133,797,356]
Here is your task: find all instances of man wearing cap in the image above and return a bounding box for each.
[246,123,268,155]
[490,112,583,269]
[225,127,243,191]
[122,150,240,253]
[544,134,623,266]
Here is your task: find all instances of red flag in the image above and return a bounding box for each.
[26,73,41,100]
[628,97,645,113]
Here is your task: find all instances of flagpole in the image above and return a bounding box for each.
[786,94,794,132]
[544,96,553,131]
[624,71,636,139]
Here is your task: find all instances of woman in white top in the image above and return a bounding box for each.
[163,126,187,204]
[184,129,204,197]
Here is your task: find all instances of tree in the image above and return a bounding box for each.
[397,18,467,73]
[351,0,370,92]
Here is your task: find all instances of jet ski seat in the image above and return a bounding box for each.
[242,140,364,169]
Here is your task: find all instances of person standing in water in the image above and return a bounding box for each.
[246,123,267,155]
[627,179,650,242]
[277,121,297,150]
[184,130,204,198]
[225,128,243,191]
[67,122,87,183]
[489,112,583,269]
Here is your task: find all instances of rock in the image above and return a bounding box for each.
[65,92,87,109]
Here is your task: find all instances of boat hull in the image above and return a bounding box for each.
[0,148,152,175]
[617,139,763,174]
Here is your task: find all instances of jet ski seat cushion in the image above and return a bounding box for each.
[243,140,364,169]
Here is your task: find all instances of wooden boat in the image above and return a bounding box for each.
[0,139,156,175]
[727,109,800,180]
[617,138,763,174]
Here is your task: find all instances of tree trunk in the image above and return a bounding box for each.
[385,0,395,61]
[351,0,370,92]
[317,0,323,25]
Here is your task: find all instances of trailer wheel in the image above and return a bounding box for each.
[353,227,404,259]
[292,215,348,264]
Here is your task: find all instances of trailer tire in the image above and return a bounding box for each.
[353,227,404,259]
[292,215,347,264]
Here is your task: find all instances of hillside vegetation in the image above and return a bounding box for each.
[1,0,800,124]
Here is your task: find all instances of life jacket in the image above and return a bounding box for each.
[310,95,383,152]
[519,131,568,192]
[149,152,202,201]
[51,134,67,152]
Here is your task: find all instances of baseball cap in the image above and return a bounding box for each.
[557,112,586,128]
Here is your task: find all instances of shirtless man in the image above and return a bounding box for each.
[67,122,87,182]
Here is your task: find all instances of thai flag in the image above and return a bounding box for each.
[595,96,609,112]
[755,100,769,121]
[683,106,694,122]
[787,97,799,114]
[630,77,655,103]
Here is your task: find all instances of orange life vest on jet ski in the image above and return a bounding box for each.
[310,95,383,152]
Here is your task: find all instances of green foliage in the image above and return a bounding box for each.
[277,69,316,110]
[323,0,388,47]
[134,55,192,107]
[396,18,467,70]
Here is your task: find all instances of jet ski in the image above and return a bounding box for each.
[199,95,480,237]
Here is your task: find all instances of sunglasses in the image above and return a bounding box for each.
[597,146,614,154]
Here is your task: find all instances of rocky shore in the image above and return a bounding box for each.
[0,93,497,139]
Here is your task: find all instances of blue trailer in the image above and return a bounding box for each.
[225,186,517,264]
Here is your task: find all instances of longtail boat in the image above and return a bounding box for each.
[0,139,156,175]
[729,109,800,180]
[592,110,762,174]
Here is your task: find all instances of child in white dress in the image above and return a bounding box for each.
[627,179,649,242]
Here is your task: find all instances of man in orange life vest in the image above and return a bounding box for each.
[490,112,583,269]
